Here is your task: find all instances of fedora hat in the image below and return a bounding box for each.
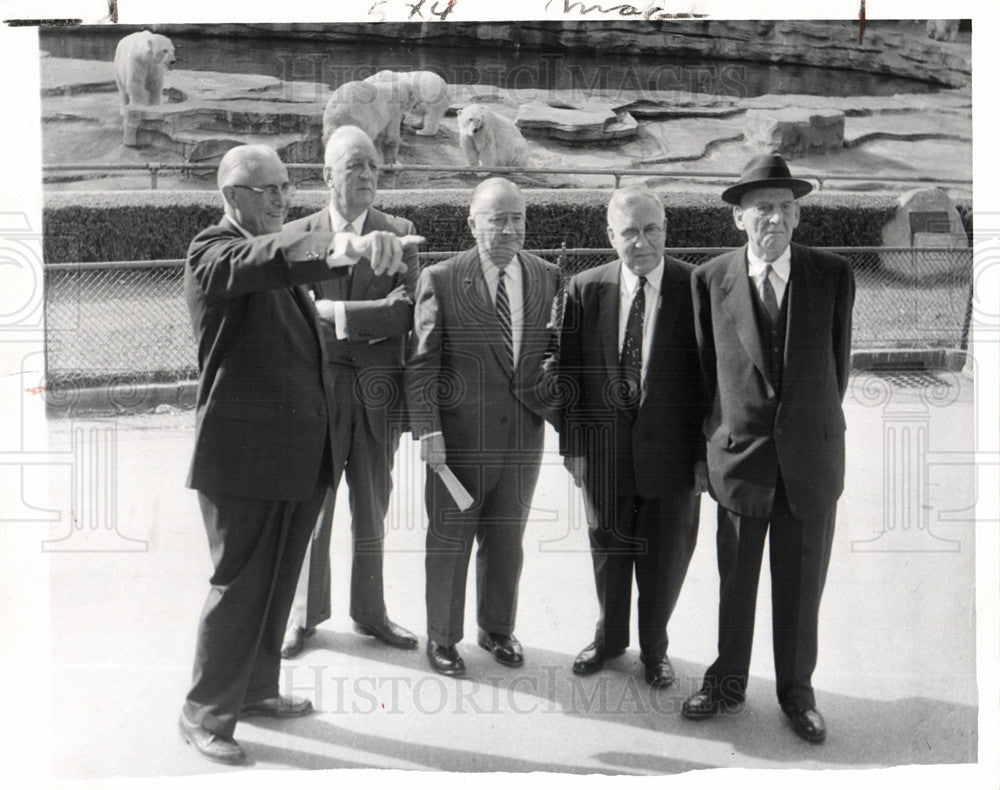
[721,154,814,205]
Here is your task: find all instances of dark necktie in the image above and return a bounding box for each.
[760,263,780,324]
[620,275,646,409]
[496,268,513,370]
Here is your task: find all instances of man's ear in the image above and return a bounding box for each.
[322,166,335,188]
[606,225,615,246]
[732,205,746,232]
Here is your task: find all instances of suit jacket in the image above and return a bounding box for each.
[405,247,561,494]
[284,206,418,442]
[559,256,707,499]
[692,242,855,520]
[184,217,348,501]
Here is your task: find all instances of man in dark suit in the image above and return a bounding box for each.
[280,126,418,658]
[682,154,855,744]
[559,187,707,688]
[179,144,418,765]
[405,178,561,677]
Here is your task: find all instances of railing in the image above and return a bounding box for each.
[42,162,974,192]
[43,246,972,390]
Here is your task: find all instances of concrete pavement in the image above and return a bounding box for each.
[28,372,981,780]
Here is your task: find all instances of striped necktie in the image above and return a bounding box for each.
[496,268,513,370]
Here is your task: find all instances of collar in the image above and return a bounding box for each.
[746,245,791,282]
[478,248,520,276]
[619,259,664,294]
[224,212,255,240]
[329,205,369,234]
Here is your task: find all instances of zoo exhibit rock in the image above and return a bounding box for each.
[743,108,845,159]
[515,100,637,143]
[880,187,970,278]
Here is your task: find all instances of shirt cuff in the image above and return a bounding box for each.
[420,431,443,441]
[332,301,349,340]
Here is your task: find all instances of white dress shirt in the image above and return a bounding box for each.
[618,259,664,401]
[479,251,524,367]
[326,205,370,339]
[746,245,790,308]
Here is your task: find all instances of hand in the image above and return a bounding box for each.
[420,433,447,471]
[386,283,413,305]
[346,232,425,277]
[313,298,337,323]
[564,455,586,488]
[693,460,709,493]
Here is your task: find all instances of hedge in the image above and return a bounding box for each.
[43,189,973,263]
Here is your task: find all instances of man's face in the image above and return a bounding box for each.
[225,155,293,236]
[607,196,666,277]
[467,186,526,265]
[733,186,800,262]
[324,138,379,220]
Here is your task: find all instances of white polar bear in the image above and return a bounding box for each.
[926,20,960,41]
[322,80,408,165]
[457,104,532,170]
[365,70,451,136]
[114,30,176,108]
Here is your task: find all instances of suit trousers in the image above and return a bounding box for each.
[703,480,837,711]
[424,458,542,646]
[183,451,330,738]
[289,368,400,631]
[588,485,700,661]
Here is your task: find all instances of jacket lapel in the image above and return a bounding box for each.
[719,247,773,392]
[781,244,816,389]
[642,259,683,384]
[598,263,621,377]
[513,252,546,375]
[461,250,514,378]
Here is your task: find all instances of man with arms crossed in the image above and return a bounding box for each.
[406,178,561,677]
[180,143,418,764]
[682,154,854,744]
[560,187,707,688]
[281,126,419,658]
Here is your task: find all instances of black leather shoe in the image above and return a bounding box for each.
[427,640,465,677]
[572,641,626,675]
[477,628,524,667]
[682,688,721,719]
[783,705,827,744]
[354,620,419,650]
[641,655,676,688]
[241,695,313,718]
[179,712,246,765]
[281,625,316,659]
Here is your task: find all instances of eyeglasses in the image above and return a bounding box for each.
[618,225,664,242]
[232,182,297,200]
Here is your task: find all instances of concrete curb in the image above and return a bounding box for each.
[45,348,968,417]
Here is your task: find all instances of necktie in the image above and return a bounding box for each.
[620,275,646,410]
[496,268,513,370]
[760,263,780,324]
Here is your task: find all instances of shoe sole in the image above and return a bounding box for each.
[240,703,313,719]
[178,717,246,765]
[427,661,466,677]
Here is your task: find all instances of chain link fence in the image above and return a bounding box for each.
[44,246,972,389]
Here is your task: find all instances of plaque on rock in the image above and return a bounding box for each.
[880,188,970,279]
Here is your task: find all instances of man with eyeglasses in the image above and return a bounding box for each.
[405,177,561,676]
[280,126,419,659]
[179,143,421,765]
[682,154,854,744]
[559,186,708,688]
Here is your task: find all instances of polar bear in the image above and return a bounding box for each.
[457,104,532,170]
[926,19,960,41]
[322,80,408,165]
[114,30,176,109]
[365,70,451,136]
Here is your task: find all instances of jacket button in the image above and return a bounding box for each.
[316,407,324,416]
[500,416,509,425]
[775,427,783,436]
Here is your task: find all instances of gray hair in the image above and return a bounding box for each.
[606,186,665,224]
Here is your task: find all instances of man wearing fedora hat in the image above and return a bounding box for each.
[682,154,855,744]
